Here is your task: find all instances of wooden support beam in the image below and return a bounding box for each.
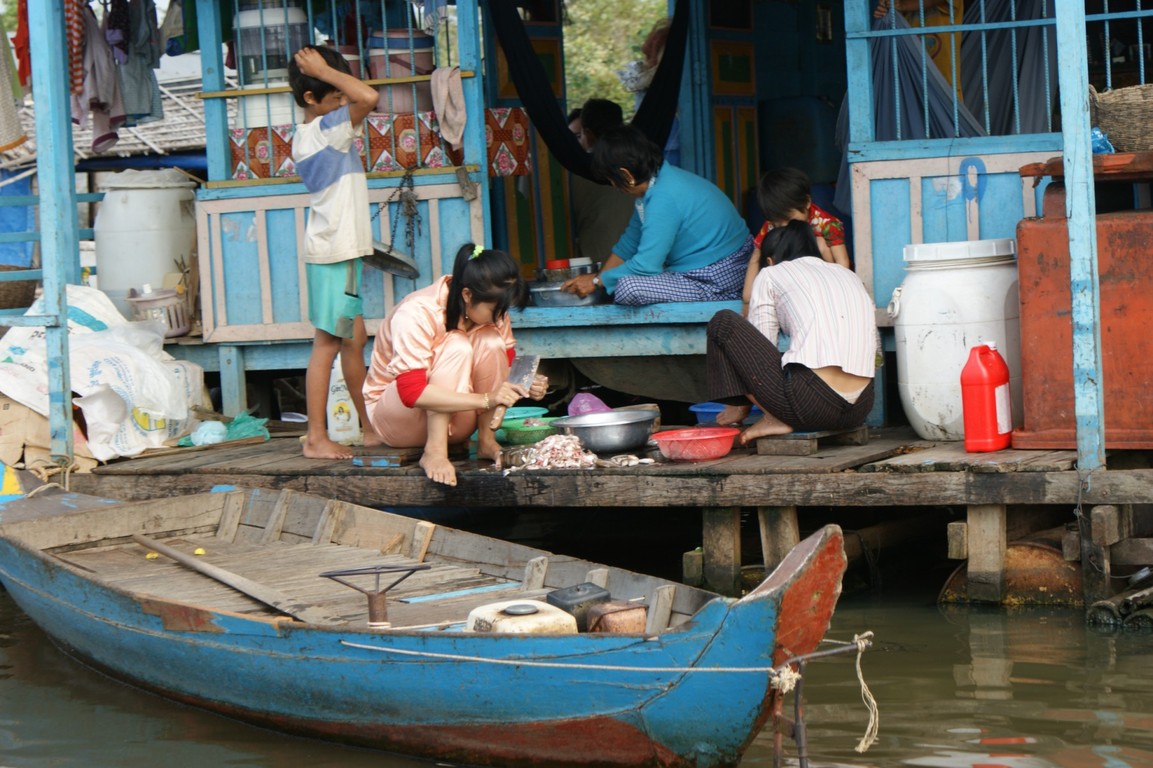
[1080,505,1116,604]
[757,506,799,573]
[966,504,1006,603]
[701,507,742,596]
[947,521,968,560]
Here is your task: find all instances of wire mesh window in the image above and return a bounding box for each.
[865,0,1153,142]
[227,0,461,179]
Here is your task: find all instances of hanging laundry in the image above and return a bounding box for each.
[0,17,27,153]
[73,4,126,153]
[65,0,86,95]
[159,0,185,57]
[106,0,132,65]
[117,0,164,127]
[13,0,29,90]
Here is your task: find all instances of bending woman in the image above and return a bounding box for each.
[364,244,547,486]
[562,124,752,305]
[706,220,877,443]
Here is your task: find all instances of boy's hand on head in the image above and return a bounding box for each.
[294,48,330,78]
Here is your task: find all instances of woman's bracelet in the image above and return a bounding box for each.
[481,392,490,411]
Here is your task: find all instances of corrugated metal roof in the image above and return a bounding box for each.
[1,74,234,173]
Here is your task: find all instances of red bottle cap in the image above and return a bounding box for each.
[544,259,569,269]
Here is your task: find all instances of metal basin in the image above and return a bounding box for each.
[529,282,608,307]
[551,410,659,453]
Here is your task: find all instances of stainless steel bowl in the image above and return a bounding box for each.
[551,410,659,453]
[529,282,607,307]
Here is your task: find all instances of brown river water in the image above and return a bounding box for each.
[2,506,1152,767]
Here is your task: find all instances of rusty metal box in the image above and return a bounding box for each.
[545,582,610,631]
[1014,208,1153,448]
[586,601,648,633]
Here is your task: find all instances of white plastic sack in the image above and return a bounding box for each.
[0,284,205,460]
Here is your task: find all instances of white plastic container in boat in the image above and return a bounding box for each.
[466,600,578,634]
[93,169,197,318]
[888,238,1022,441]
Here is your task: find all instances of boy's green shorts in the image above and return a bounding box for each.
[306,259,363,339]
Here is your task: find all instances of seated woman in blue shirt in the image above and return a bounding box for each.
[562,125,752,306]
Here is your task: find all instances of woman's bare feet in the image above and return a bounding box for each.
[361,426,386,449]
[302,435,355,459]
[476,435,502,462]
[739,413,794,444]
[716,403,751,426]
[420,453,458,486]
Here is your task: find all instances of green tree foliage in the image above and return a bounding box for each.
[563,0,667,120]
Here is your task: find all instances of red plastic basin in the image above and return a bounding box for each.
[651,427,741,462]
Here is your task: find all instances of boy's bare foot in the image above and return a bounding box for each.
[716,404,751,426]
[739,413,794,444]
[420,453,458,486]
[302,435,355,459]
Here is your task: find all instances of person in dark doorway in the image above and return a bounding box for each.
[561,124,752,306]
[567,98,634,266]
[707,220,877,444]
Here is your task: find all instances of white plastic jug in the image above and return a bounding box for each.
[327,355,362,445]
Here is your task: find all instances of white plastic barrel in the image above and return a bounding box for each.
[888,238,1022,441]
[94,169,197,318]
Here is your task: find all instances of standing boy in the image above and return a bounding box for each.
[288,45,382,458]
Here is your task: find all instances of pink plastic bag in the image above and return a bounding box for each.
[568,392,611,417]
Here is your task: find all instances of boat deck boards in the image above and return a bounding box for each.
[57,536,530,627]
[61,426,1153,603]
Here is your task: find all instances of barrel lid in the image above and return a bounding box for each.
[99,168,197,191]
[903,238,1016,266]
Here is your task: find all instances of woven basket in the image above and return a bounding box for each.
[0,264,37,311]
[1090,84,1153,153]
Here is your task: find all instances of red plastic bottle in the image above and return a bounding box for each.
[960,342,1012,452]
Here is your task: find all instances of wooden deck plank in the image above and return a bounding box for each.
[863,442,1078,473]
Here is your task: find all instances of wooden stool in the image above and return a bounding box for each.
[754,425,869,456]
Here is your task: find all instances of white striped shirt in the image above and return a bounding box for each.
[748,257,877,378]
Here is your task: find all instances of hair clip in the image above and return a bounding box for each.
[470,244,484,260]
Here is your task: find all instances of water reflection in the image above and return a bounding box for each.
[4,587,1153,767]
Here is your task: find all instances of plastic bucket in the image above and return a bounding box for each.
[93,169,197,318]
[238,83,301,129]
[367,30,434,113]
[888,238,1022,441]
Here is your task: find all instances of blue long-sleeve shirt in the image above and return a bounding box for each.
[601,164,750,293]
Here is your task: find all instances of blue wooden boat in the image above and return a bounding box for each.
[0,487,848,768]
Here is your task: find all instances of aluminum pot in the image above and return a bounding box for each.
[551,410,659,453]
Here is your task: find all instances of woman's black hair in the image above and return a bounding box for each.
[288,45,350,108]
[445,243,528,331]
[590,124,663,187]
[756,167,812,224]
[760,220,821,268]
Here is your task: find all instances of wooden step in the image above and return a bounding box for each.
[755,426,869,456]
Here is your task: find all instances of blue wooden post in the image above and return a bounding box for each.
[197,0,230,182]
[457,0,491,246]
[843,0,875,146]
[28,0,79,461]
[1054,5,1105,471]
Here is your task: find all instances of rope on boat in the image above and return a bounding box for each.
[26,459,79,491]
[851,632,878,752]
[340,641,797,675]
[23,480,65,497]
